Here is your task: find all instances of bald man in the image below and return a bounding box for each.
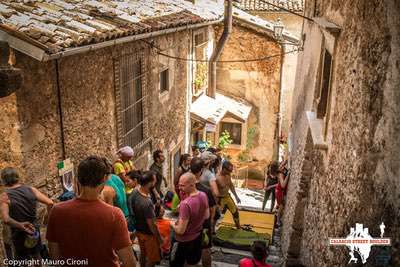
[170,173,209,267]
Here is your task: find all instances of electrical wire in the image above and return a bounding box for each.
[141,39,299,63]
[157,49,299,63]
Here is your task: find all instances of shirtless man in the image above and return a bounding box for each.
[216,160,241,229]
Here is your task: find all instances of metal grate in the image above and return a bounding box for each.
[118,55,146,148]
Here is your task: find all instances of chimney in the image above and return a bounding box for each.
[0,42,23,98]
[207,0,233,98]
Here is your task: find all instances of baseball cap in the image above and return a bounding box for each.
[200,151,217,162]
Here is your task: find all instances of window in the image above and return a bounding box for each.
[193,30,208,96]
[194,32,206,46]
[118,55,145,148]
[317,49,333,119]
[160,68,169,93]
[220,122,242,145]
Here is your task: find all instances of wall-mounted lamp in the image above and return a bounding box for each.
[273,18,285,41]
[273,18,305,50]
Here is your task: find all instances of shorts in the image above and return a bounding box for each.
[219,195,238,217]
[275,187,286,206]
[126,217,135,232]
[11,229,42,260]
[170,233,202,267]
[202,227,212,249]
[136,232,161,263]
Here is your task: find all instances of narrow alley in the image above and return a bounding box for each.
[0,0,399,267]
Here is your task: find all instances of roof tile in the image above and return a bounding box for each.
[0,0,223,54]
[237,0,304,12]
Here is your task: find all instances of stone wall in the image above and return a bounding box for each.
[9,52,63,194]
[282,0,400,266]
[57,46,118,164]
[146,30,191,187]
[215,24,282,162]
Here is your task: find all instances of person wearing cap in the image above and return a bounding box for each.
[199,151,219,198]
[114,146,136,194]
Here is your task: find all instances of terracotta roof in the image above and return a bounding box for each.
[191,93,252,125]
[237,0,304,12]
[233,7,299,43]
[0,0,223,54]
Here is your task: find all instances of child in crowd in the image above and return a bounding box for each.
[239,241,272,267]
[155,205,171,257]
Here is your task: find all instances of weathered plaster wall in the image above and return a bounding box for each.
[215,24,281,162]
[251,12,303,138]
[283,0,400,266]
[0,94,23,174]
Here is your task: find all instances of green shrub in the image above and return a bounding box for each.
[218,130,233,149]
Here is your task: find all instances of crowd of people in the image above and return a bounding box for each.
[0,144,287,267]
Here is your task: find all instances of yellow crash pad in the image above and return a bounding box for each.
[220,210,275,238]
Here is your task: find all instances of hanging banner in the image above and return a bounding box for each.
[205,123,217,132]
[57,158,75,192]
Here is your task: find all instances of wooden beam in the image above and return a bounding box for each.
[313,17,341,35]
[0,24,50,52]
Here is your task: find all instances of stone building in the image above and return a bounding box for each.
[238,0,304,140]
[214,8,298,162]
[282,0,400,266]
[0,0,223,258]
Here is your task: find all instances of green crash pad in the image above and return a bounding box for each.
[214,226,271,251]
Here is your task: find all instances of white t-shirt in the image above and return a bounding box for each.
[200,169,216,188]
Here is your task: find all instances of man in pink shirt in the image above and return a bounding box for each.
[239,241,272,267]
[170,173,209,267]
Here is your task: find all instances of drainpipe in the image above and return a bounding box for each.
[54,59,66,159]
[208,0,233,98]
[274,45,285,161]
